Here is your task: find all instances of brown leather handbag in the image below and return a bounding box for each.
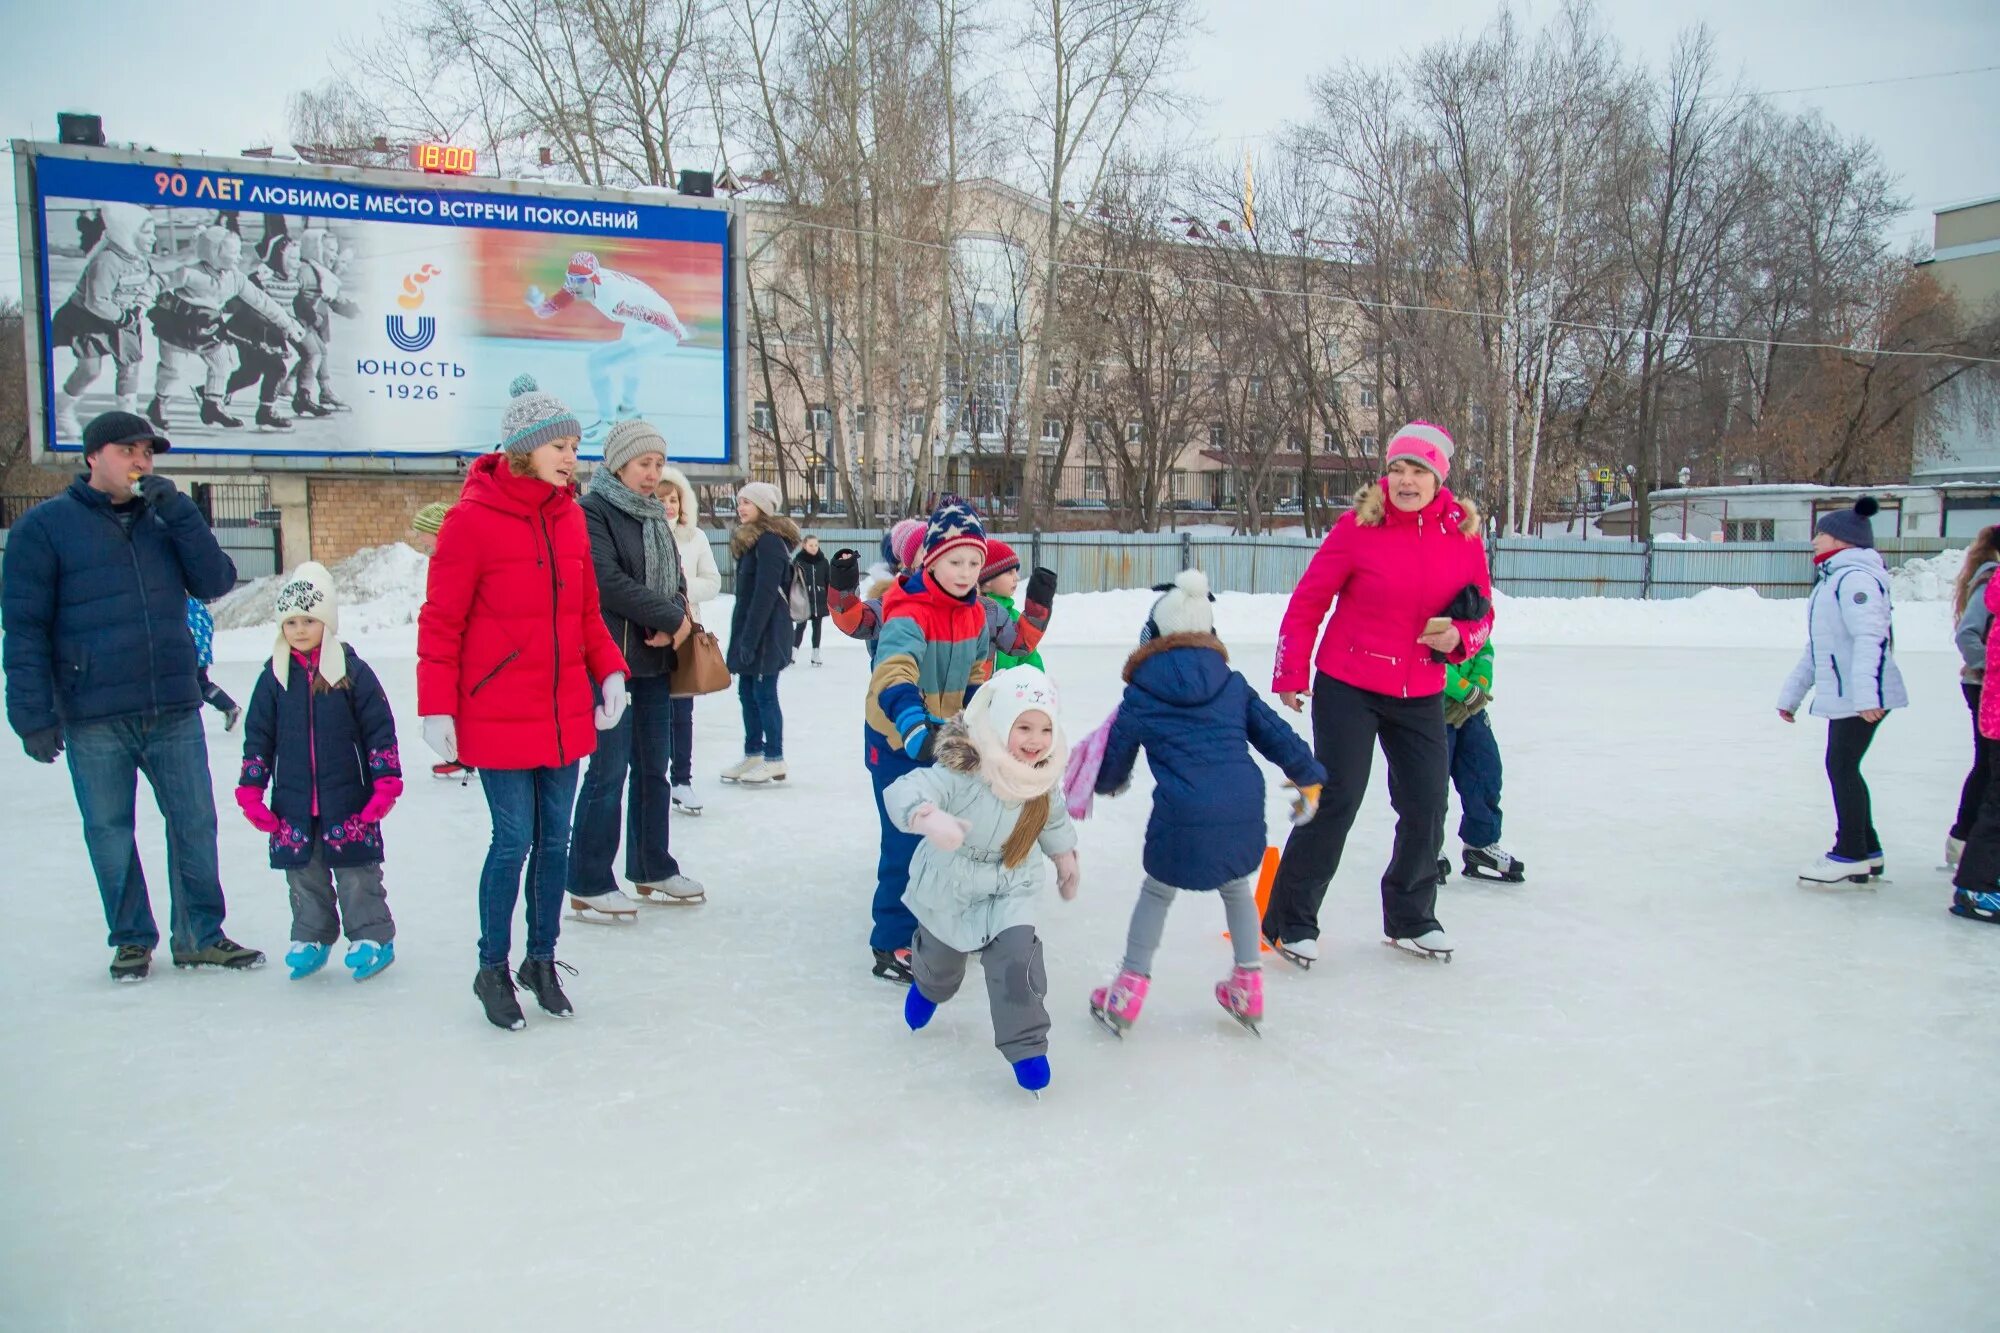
[669,617,732,698]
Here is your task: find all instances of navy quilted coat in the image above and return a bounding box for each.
[238,645,402,869]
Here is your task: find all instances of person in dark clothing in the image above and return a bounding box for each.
[723,482,801,786]
[568,421,707,914]
[1,410,263,981]
[793,535,831,665]
[1948,529,2000,869]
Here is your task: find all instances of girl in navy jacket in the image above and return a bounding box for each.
[235,564,402,981]
[1089,571,1325,1035]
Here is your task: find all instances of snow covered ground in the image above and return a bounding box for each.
[3,567,1997,1331]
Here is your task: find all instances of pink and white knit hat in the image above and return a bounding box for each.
[1384,421,1455,481]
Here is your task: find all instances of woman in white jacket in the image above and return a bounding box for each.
[661,466,722,815]
[1777,498,1908,887]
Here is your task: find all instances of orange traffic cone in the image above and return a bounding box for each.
[1223,846,1280,953]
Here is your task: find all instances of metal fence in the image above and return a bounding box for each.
[707,527,1962,600]
[0,482,278,582]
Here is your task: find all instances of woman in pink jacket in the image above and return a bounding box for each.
[1261,422,1494,966]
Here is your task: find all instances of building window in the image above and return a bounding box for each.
[809,404,831,434]
[1286,435,1302,453]
[1042,416,1062,442]
[1209,424,1226,449]
[1087,365,1104,390]
[1174,372,1190,395]
[1249,376,1264,399]
[752,400,774,433]
[1359,387,1377,408]
[905,411,925,438]
[1047,363,1063,389]
[1724,518,1776,542]
[1085,467,1106,496]
[1359,433,1377,452]
[1126,421,1141,443]
[1086,420,1107,444]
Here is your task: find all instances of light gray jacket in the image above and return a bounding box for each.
[1954,561,1996,683]
[884,717,1077,953]
[1778,546,1908,719]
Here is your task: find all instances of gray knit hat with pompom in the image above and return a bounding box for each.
[498,374,582,456]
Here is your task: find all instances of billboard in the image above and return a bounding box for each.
[18,147,734,468]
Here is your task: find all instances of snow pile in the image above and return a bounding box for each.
[1889,549,1967,604]
[213,544,431,635]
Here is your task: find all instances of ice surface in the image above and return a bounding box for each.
[3,586,1995,1331]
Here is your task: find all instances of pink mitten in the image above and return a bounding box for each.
[234,785,281,834]
[908,802,968,852]
[1053,849,1080,901]
[358,777,404,823]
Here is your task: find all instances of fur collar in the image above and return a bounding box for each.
[729,511,803,560]
[1352,480,1481,536]
[1123,631,1228,682]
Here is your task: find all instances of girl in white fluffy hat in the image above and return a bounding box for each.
[884,665,1079,1095]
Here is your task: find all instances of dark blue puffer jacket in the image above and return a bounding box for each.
[238,646,402,869]
[1096,633,1327,891]
[2,477,238,737]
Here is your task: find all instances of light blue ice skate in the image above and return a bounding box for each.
[286,942,331,980]
[345,940,395,981]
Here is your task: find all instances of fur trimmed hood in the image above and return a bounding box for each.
[657,464,704,539]
[729,510,803,560]
[1353,479,1481,537]
[1123,631,1228,682]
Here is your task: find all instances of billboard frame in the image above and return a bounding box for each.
[12,139,747,481]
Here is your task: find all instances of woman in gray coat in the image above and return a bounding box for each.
[886,665,1078,1096]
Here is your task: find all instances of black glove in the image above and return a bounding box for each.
[134,473,180,508]
[1430,583,1490,662]
[830,549,861,595]
[23,726,63,764]
[1024,566,1057,609]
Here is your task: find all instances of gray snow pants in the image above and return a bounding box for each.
[1121,874,1262,976]
[911,924,1049,1062]
[287,849,394,945]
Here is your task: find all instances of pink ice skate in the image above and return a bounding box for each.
[1089,969,1149,1038]
[1215,965,1264,1035]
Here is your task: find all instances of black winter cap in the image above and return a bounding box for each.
[81,410,171,456]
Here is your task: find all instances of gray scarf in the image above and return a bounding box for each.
[589,466,682,603]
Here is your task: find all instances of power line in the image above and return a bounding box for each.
[1751,64,2000,99]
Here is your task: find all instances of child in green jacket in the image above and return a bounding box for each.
[1442,641,1524,883]
[980,540,1045,671]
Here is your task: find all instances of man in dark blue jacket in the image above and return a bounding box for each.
[2,411,263,981]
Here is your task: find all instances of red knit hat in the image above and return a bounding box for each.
[980,539,1021,585]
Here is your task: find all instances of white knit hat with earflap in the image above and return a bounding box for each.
[985,664,1060,741]
[272,561,347,689]
[1141,568,1215,643]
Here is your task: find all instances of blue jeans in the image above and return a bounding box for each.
[569,676,679,893]
[65,707,228,952]
[866,726,923,952]
[738,672,783,760]
[1445,710,1504,848]
[477,763,581,968]
[670,694,694,786]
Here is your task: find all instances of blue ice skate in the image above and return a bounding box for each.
[1951,889,2000,925]
[1012,1054,1050,1095]
[286,942,330,980]
[345,940,396,981]
[904,985,937,1030]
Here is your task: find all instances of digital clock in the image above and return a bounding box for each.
[410,143,477,175]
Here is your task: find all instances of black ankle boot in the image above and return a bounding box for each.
[516,958,576,1017]
[474,964,526,1031]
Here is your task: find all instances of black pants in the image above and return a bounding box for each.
[1825,715,1883,861]
[793,616,823,650]
[1952,682,1994,841]
[1261,674,1447,943]
[1956,735,2000,892]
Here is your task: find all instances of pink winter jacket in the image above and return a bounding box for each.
[1272,481,1495,699]
[1980,576,2000,740]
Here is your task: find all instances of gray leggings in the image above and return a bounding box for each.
[1122,874,1262,975]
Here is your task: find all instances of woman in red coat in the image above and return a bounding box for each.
[1260,422,1494,967]
[418,376,629,1031]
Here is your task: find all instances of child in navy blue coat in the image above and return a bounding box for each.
[1089,570,1326,1034]
[234,563,402,981]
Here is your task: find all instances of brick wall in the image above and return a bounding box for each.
[309,477,464,564]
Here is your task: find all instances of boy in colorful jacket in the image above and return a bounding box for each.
[1441,641,1523,883]
[861,499,1055,982]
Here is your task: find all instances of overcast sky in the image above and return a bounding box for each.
[3,0,1996,299]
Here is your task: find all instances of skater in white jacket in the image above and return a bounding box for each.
[1777,497,1908,887]
[527,251,688,444]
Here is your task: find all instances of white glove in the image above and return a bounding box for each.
[1053,849,1080,901]
[595,673,628,731]
[524,284,546,310]
[421,716,457,763]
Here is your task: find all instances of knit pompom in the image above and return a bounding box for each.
[1854,496,1880,518]
[509,373,539,398]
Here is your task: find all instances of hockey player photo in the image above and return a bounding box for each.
[525,250,689,446]
[294,229,359,414]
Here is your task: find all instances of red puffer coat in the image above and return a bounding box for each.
[417,454,628,770]
[1272,480,1494,699]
